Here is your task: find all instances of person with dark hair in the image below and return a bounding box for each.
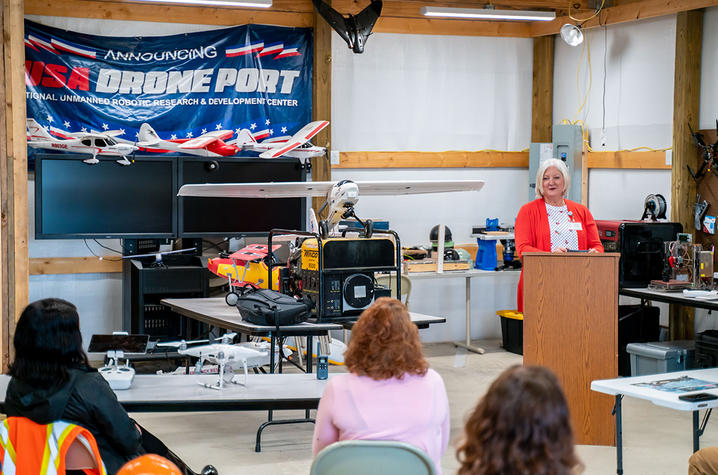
[312,297,450,474]
[456,365,583,475]
[3,298,214,475]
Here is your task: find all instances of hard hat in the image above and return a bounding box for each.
[117,454,182,475]
[429,225,454,250]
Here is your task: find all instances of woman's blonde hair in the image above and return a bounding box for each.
[535,158,570,199]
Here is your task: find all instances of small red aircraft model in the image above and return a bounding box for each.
[208,244,281,305]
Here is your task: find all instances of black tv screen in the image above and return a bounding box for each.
[35,155,176,239]
[179,157,306,237]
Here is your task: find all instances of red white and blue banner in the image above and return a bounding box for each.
[24,20,312,155]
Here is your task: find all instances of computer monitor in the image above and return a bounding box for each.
[35,154,177,239]
[178,157,307,237]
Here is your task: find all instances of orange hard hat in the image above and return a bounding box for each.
[117,454,182,475]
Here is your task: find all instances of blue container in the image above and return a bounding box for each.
[476,239,497,270]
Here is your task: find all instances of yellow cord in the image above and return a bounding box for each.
[568,0,605,23]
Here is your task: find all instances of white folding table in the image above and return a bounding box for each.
[592,368,718,474]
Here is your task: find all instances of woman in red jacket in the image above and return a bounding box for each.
[514,158,603,312]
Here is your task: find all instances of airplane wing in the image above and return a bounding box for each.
[259,121,329,159]
[178,180,485,198]
[180,130,234,149]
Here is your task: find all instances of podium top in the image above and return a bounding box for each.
[522,252,620,258]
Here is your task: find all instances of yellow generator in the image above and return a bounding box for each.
[298,236,398,321]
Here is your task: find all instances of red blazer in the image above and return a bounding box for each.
[514,198,604,312]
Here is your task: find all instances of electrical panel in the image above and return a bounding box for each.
[528,124,583,203]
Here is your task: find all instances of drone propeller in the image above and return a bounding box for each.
[156,338,209,350]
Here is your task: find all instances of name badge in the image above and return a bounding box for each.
[568,222,583,231]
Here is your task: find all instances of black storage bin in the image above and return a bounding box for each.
[695,330,718,368]
[618,305,661,376]
[497,310,523,355]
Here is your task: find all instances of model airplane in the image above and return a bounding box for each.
[137,123,240,157]
[26,118,137,165]
[208,244,281,305]
[177,179,485,237]
[236,120,329,163]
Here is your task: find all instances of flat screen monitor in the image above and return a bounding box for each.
[179,157,306,237]
[35,155,177,239]
[618,221,683,287]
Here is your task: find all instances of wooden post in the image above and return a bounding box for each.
[670,9,703,339]
[2,0,28,370]
[531,35,554,143]
[311,3,332,218]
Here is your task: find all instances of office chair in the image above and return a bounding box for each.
[310,440,435,475]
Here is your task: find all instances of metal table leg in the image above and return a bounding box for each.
[693,409,712,453]
[613,395,623,475]
[255,332,317,452]
[453,276,485,354]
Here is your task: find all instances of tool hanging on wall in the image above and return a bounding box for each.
[312,0,382,53]
[695,193,710,231]
[687,121,718,182]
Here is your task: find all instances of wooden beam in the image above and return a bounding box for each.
[30,257,123,275]
[335,151,530,168]
[670,9,703,340]
[24,0,530,37]
[333,150,672,169]
[531,36,554,143]
[532,0,718,37]
[311,0,332,218]
[0,2,8,373]
[587,151,670,169]
[4,0,27,369]
[25,0,315,27]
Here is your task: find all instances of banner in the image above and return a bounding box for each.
[24,20,313,158]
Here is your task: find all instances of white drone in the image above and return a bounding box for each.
[157,333,267,390]
[177,180,485,237]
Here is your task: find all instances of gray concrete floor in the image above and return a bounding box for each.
[132,341,715,474]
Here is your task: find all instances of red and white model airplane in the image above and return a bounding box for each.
[236,120,329,161]
[26,118,137,165]
[137,123,240,157]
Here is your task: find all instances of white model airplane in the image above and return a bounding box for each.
[235,120,329,162]
[26,118,137,165]
[178,179,485,237]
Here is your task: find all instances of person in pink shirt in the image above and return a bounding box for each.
[312,297,450,474]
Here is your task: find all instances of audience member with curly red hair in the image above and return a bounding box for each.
[312,297,450,473]
[456,365,583,475]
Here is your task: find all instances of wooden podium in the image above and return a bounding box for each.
[523,252,619,446]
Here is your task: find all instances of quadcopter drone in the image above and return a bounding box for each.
[687,121,718,182]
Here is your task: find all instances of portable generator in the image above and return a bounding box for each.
[297,235,399,321]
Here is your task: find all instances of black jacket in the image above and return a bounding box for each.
[3,367,143,474]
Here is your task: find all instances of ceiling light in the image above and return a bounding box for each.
[560,24,584,46]
[132,0,272,8]
[420,6,555,22]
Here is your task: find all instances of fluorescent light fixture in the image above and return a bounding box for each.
[420,6,555,21]
[134,0,272,8]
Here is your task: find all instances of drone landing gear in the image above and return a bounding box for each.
[116,157,132,166]
[198,359,248,391]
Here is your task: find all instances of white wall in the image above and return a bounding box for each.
[554,16,675,220]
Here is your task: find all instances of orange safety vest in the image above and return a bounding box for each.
[0,417,107,475]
